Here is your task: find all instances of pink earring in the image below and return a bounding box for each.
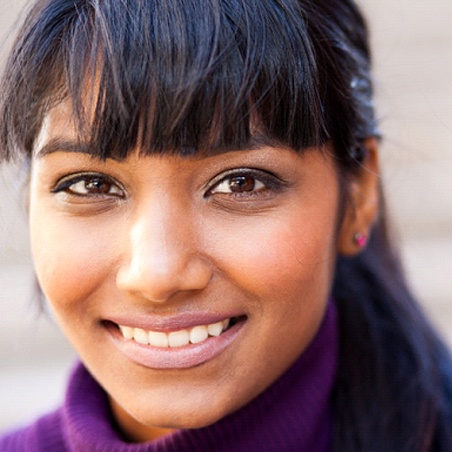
[353,232,367,248]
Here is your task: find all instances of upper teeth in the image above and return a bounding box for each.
[119,319,230,348]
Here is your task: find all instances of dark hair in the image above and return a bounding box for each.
[1,0,451,450]
[0,0,376,164]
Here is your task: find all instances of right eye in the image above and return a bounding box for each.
[52,173,125,198]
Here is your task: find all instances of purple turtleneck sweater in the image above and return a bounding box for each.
[1,302,338,451]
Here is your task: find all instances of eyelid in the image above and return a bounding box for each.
[205,167,286,196]
[51,171,125,195]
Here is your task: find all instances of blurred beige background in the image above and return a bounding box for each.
[1,0,451,432]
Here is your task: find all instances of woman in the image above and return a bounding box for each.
[0,0,451,450]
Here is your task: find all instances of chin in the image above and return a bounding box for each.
[110,390,241,438]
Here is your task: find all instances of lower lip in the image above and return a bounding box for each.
[108,321,245,370]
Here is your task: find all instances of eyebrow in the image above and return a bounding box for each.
[35,138,95,158]
[34,134,290,159]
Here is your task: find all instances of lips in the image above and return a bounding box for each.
[118,318,231,348]
[107,316,245,369]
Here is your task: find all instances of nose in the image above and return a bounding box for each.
[116,196,212,302]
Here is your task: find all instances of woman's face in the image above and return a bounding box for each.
[29,104,342,441]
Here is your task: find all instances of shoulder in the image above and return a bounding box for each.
[0,409,68,452]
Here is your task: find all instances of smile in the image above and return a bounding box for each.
[118,319,231,348]
[109,316,246,369]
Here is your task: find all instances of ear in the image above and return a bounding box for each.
[336,138,380,256]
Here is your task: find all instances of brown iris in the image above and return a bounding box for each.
[228,176,256,193]
[84,176,113,194]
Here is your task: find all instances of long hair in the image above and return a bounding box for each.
[1,0,451,450]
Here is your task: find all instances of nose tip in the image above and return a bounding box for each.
[117,251,213,302]
[116,210,213,302]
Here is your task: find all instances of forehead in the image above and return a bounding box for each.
[24,0,327,161]
[34,102,79,157]
[33,99,298,161]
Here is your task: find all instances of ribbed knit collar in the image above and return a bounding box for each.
[62,301,338,451]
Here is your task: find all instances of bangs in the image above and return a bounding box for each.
[1,0,328,160]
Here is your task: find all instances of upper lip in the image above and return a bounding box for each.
[106,311,244,333]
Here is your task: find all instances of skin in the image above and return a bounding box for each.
[28,104,379,442]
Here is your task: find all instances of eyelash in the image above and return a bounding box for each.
[50,168,284,201]
[51,172,125,198]
[206,169,285,198]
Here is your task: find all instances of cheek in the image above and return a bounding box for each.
[29,209,114,308]
[206,208,338,302]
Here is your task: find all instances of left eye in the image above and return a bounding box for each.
[209,174,266,195]
[52,173,124,197]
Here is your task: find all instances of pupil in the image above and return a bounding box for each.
[230,176,255,192]
[87,177,109,193]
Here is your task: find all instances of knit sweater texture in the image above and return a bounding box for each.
[1,301,338,451]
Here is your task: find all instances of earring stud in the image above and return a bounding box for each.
[353,232,367,248]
